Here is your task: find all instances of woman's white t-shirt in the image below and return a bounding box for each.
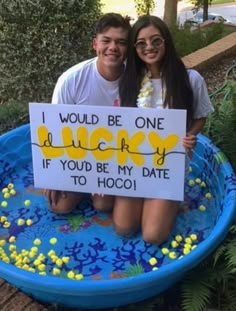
[150,69,214,119]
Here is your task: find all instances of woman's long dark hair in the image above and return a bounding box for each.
[119,15,193,127]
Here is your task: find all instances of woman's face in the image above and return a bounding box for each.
[134,25,165,72]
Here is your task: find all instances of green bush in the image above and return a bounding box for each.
[172,22,226,57]
[203,78,236,171]
[0,0,102,105]
[0,101,29,135]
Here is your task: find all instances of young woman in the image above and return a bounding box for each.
[113,15,214,245]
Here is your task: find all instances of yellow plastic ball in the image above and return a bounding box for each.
[31,246,38,253]
[51,255,58,263]
[190,233,197,241]
[205,192,212,199]
[21,249,28,256]
[9,236,16,243]
[7,183,14,189]
[62,256,70,264]
[38,253,45,260]
[55,258,63,267]
[161,248,169,255]
[52,267,61,275]
[67,271,75,279]
[33,259,41,266]
[0,216,7,222]
[24,200,31,206]
[171,240,179,248]
[183,243,192,250]
[3,193,10,199]
[22,264,30,271]
[0,240,6,246]
[38,264,46,271]
[175,234,183,242]
[199,204,206,212]
[148,257,157,266]
[17,218,25,226]
[185,237,192,245]
[33,238,41,246]
[183,248,191,255]
[2,257,10,263]
[9,244,16,251]
[26,219,33,226]
[169,252,177,259]
[1,201,8,208]
[22,257,30,264]
[188,180,195,186]
[48,250,55,257]
[75,273,84,281]
[49,237,57,245]
[9,189,16,195]
[29,251,37,258]
[3,221,10,228]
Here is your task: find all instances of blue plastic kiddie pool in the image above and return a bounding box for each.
[0,124,235,309]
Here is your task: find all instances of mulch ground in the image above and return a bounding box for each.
[200,52,236,94]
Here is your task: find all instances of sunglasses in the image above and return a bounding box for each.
[134,36,165,51]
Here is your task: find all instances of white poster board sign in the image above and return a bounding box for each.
[29,103,186,200]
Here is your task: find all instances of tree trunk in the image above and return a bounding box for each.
[163,0,178,28]
[203,0,209,21]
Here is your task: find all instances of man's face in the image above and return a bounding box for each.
[93,27,128,71]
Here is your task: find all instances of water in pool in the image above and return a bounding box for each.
[0,155,219,281]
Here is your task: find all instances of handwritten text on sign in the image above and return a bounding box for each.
[29,103,186,200]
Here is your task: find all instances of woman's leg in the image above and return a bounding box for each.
[91,194,114,212]
[142,199,179,245]
[113,196,143,237]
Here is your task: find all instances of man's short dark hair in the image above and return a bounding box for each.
[95,13,131,35]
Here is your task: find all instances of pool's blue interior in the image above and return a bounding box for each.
[0,124,235,308]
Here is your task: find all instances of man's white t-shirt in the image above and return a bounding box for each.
[52,57,120,107]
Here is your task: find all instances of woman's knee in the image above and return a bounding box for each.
[112,196,142,237]
[142,227,170,245]
[113,222,139,238]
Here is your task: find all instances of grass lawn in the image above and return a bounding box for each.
[212,0,235,3]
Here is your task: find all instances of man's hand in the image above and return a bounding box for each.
[44,189,66,209]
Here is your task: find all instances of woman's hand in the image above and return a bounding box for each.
[182,134,196,150]
[182,134,196,158]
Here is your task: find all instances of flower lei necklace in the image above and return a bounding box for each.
[136,71,165,109]
[136,71,153,108]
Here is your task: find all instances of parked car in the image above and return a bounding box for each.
[184,11,231,27]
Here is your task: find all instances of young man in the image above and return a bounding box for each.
[44,13,131,214]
